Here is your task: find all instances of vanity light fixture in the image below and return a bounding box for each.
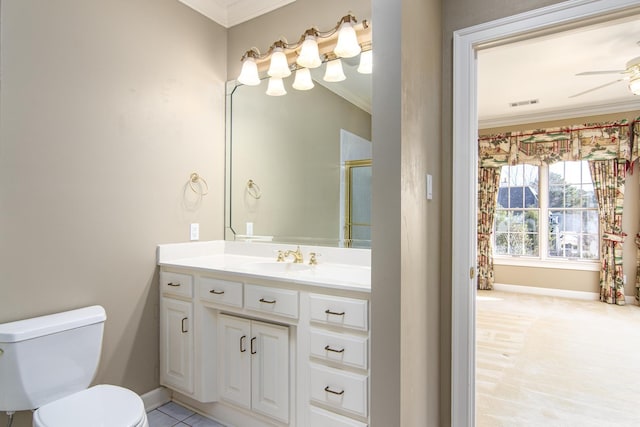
[323,58,346,82]
[292,67,314,90]
[334,14,361,58]
[236,13,371,96]
[357,49,372,74]
[266,77,287,96]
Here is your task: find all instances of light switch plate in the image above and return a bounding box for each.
[190,223,199,241]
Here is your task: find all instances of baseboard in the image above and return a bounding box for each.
[492,283,636,304]
[141,387,172,412]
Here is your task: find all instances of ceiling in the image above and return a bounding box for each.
[478,13,640,128]
[177,0,295,28]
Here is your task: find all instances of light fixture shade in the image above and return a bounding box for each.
[268,48,291,78]
[357,50,372,74]
[266,77,287,96]
[629,76,640,95]
[237,57,261,86]
[334,21,361,58]
[292,68,314,90]
[323,59,346,82]
[297,35,322,69]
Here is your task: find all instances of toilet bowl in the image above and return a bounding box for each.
[32,385,148,427]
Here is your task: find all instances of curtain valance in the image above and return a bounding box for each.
[479,120,634,168]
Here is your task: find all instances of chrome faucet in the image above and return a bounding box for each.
[284,246,304,264]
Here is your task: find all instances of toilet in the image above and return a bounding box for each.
[0,305,148,427]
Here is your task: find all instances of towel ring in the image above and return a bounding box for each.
[189,173,209,196]
[247,179,262,199]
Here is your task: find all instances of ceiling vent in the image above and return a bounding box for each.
[509,99,539,108]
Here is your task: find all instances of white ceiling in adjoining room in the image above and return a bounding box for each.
[177,0,295,28]
[478,13,640,128]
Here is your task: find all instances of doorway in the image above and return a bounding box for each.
[451,1,640,425]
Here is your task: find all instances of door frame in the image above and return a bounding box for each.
[451,0,640,425]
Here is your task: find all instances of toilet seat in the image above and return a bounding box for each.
[33,384,148,427]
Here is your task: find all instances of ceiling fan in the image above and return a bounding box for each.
[570,56,640,98]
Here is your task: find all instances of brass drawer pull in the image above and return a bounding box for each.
[209,289,225,295]
[240,335,247,353]
[259,298,276,304]
[324,345,345,354]
[324,386,344,396]
[167,282,181,287]
[325,309,345,316]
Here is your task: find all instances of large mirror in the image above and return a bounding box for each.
[225,60,372,247]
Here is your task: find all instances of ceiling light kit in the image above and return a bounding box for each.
[574,55,640,97]
[236,13,372,96]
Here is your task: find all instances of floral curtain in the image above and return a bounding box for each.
[479,120,634,300]
[477,167,501,290]
[589,159,627,305]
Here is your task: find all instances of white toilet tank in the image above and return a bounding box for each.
[0,305,106,411]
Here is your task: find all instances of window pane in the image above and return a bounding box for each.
[564,211,582,232]
[523,164,538,186]
[525,210,539,232]
[565,184,581,207]
[495,211,508,232]
[581,234,599,259]
[549,185,564,208]
[495,233,509,255]
[510,233,524,255]
[549,162,564,183]
[581,184,596,208]
[564,161,581,184]
[525,233,539,256]
[584,210,599,233]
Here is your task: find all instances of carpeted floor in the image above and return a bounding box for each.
[476,290,640,427]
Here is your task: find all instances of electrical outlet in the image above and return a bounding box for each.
[190,223,199,241]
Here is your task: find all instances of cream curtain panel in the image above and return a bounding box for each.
[478,120,637,301]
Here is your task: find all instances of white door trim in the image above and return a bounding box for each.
[451,1,640,425]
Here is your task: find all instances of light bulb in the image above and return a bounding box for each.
[629,76,640,95]
[237,56,261,86]
[357,50,372,74]
[292,68,314,90]
[268,47,291,78]
[334,20,361,58]
[323,59,346,82]
[266,77,287,96]
[297,35,322,69]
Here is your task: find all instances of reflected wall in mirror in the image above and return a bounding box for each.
[227,68,371,247]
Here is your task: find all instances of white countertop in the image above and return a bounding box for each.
[157,241,371,293]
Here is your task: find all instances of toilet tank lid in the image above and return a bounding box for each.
[0,305,106,343]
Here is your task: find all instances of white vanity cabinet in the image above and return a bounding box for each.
[157,241,371,427]
[159,272,194,395]
[218,314,290,424]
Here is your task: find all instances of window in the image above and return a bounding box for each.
[493,160,598,263]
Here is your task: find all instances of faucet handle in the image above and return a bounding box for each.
[309,252,321,265]
[276,250,285,262]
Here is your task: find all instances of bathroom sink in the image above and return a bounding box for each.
[244,262,312,274]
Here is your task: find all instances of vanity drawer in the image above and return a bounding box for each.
[309,329,368,369]
[245,284,299,319]
[199,277,242,307]
[309,364,368,417]
[309,294,368,331]
[160,272,193,298]
[310,406,368,427]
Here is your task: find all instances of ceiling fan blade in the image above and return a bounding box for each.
[569,79,624,98]
[576,70,625,76]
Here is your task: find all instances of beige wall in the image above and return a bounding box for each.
[0,1,226,425]
[482,111,640,295]
[441,0,566,425]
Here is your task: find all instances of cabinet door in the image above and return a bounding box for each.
[218,314,251,409]
[160,297,193,394]
[251,320,289,423]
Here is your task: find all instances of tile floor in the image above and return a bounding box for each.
[147,401,225,427]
